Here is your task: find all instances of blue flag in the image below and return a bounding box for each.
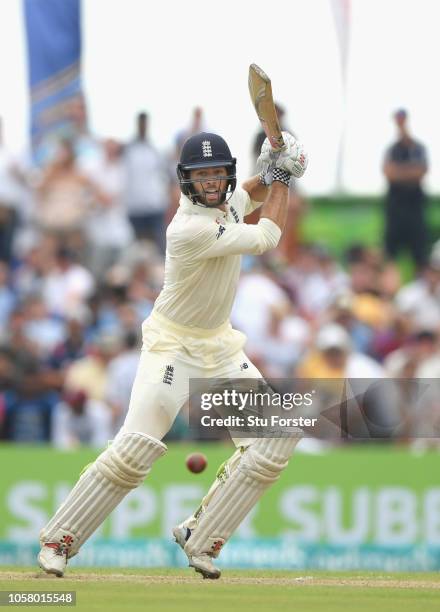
[23,0,83,163]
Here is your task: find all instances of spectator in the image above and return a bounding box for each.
[47,310,89,372]
[64,332,121,402]
[0,117,26,262]
[383,109,429,269]
[394,248,440,330]
[370,312,410,362]
[85,138,133,276]
[126,263,156,323]
[13,235,56,299]
[35,138,106,250]
[296,324,395,440]
[123,112,170,251]
[322,292,374,355]
[3,306,40,361]
[34,95,101,170]
[85,269,138,337]
[296,323,385,379]
[0,108,439,448]
[281,244,348,319]
[416,347,440,378]
[42,246,95,318]
[384,331,440,443]
[106,331,140,434]
[51,389,112,449]
[43,310,90,392]
[256,301,310,376]
[385,329,438,378]
[347,254,395,333]
[0,349,15,439]
[0,348,16,392]
[231,261,291,358]
[68,96,102,172]
[21,293,66,357]
[0,261,16,326]
[174,107,206,158]
[2,360,58,443]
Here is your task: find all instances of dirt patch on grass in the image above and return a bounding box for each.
[1,571,439,589]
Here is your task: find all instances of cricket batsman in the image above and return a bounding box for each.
[38,130,308,579]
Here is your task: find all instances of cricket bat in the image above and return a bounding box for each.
[248,63,285,152]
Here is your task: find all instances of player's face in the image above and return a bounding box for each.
[189,167,228,206]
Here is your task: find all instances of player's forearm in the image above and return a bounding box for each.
[259,181,289,232]
[242,175,269,203]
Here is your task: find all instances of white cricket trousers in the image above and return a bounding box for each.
[119,310,262,442]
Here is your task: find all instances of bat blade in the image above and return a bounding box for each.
[248,63,284,151]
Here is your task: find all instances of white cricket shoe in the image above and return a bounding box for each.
[37,543,68,577]
[172,525,221,580]
[172,524,192,550]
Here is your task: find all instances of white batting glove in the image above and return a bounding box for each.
[257,132,308,182]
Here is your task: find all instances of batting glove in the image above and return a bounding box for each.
[257,131,308,179]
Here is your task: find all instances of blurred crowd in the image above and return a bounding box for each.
[0,105,438,448]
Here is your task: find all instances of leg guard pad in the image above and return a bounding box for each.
[94,431,166,488]
[40,432,166,557]
[185,437,300,557]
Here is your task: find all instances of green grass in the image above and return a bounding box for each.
[1,567,439,612]
[303,196,383,255]
[302,195,440,282]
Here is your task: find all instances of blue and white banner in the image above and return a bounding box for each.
[23,0,83,163]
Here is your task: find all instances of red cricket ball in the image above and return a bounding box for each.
[186,452,207,474]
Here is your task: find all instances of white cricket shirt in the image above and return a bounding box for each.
[153,188,281,329]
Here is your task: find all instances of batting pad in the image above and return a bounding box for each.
[184,437,300,558]
[183,447,244,531]
[40,432,167,557]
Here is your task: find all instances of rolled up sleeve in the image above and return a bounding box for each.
[244,197,264,215]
